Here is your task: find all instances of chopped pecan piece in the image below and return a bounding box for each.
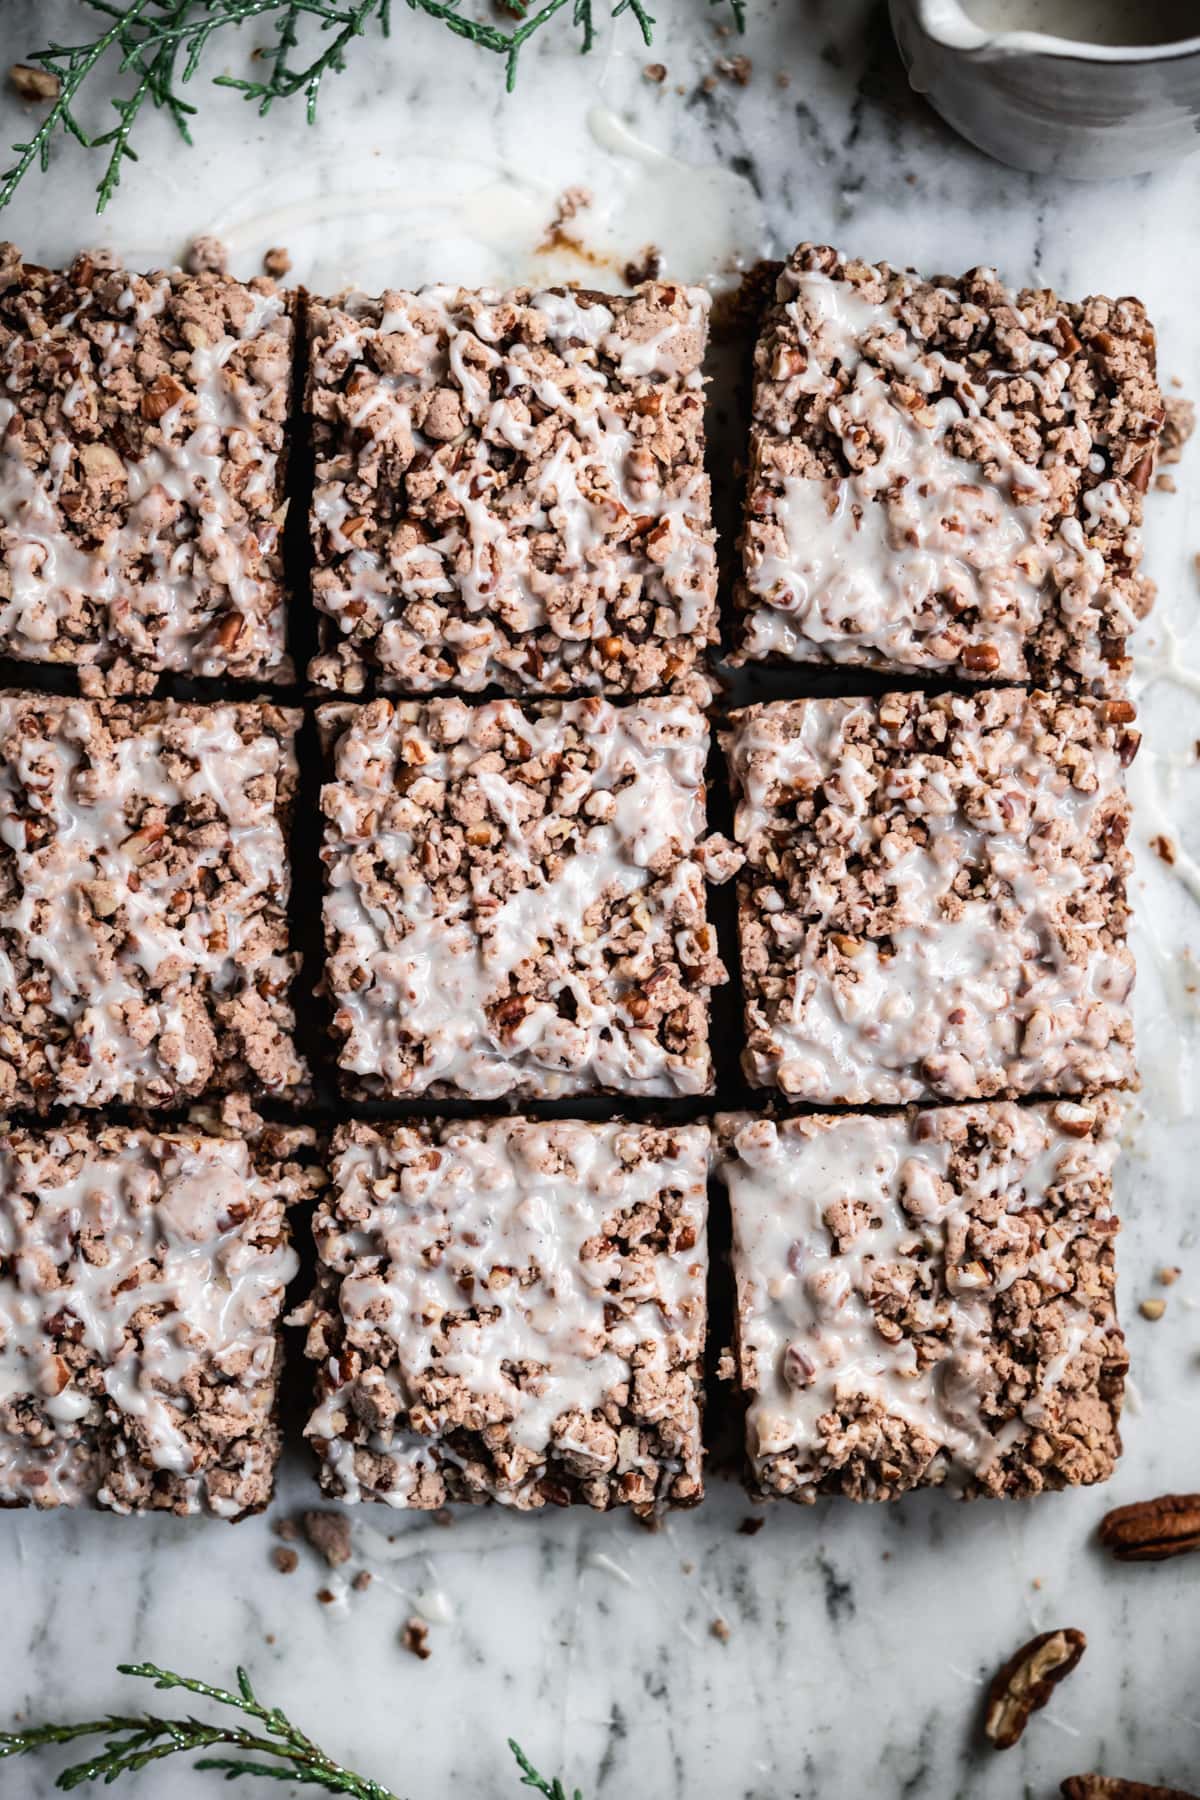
[1098,1493,1200,1562]
[960,643,1001,673]
[985,1627,1086,1750]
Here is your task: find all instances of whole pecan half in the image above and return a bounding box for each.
[985,1627,1087,1750]
[1062,1778,1200,1799]
[1098,1493,1200,1562]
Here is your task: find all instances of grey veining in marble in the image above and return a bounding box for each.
[1,3,1199,1796]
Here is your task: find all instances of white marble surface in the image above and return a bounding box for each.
[1,3,1200,1796]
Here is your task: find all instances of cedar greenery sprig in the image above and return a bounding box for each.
[2,0,746,216]
[509,1738,584,1800]
[0,1659,581,1796]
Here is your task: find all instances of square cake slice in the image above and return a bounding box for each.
[734,243,1162,692]
[722,689,1136,1104]
[306,282,716,698]
[0,247,293,692]
[718,1098,1126,1502]
[0,692,306,1110]
[0,1119,318,1517]
[318,694,726,1099]
[299,1117,708,1515]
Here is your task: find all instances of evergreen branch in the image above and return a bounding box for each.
[2,0,747,213]
[0,1661,402,1796]
[509,1738,584,1800]
[0,0,155,209]
[0,1661,584,1796]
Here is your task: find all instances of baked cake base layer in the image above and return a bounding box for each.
[297,1117,709,1517]
[721,688,1137,1105]
[319,694,727,1100]
[0,247,293,693]
[306,281,717,699]
[0,1119,317,1517]
[718,1097,1126,1503]
[735,242,1162,694]
[0,691,306,1111]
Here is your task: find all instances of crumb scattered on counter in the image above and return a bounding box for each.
[716,54,752,85]
[263,246,292,278]
[1140,1298,1166,1321]
[185,234,228,274]
[1160,1266,1182,1286]
[274,1517,300,1543]
[1155,473,1177,492]
[1152,835,1177,866]
[1160,394,1195,464]
[9,64,59,102]
[711,1618,732,1644]
[644,62,667,82]
[304,1510,353,1569]
[272,1547,299,1575]
[316,1588,337,1606]
[403,1619,432,1661]
[737,1517,765,1537]
[352,1570,372,1593]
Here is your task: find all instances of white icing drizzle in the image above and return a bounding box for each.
[305,1119,708,1509]
[726,694,1134,1102]
[321,695,720,1098]
[720,1104,1120,1497]
[739,265,1137,684]
[0,1128,297,1514]
[0,698,300,1106]
[0,274,289,676]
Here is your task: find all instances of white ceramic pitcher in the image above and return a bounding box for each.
[889,0,1200,178]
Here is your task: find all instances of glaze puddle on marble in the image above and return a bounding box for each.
[201,108,765,298]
